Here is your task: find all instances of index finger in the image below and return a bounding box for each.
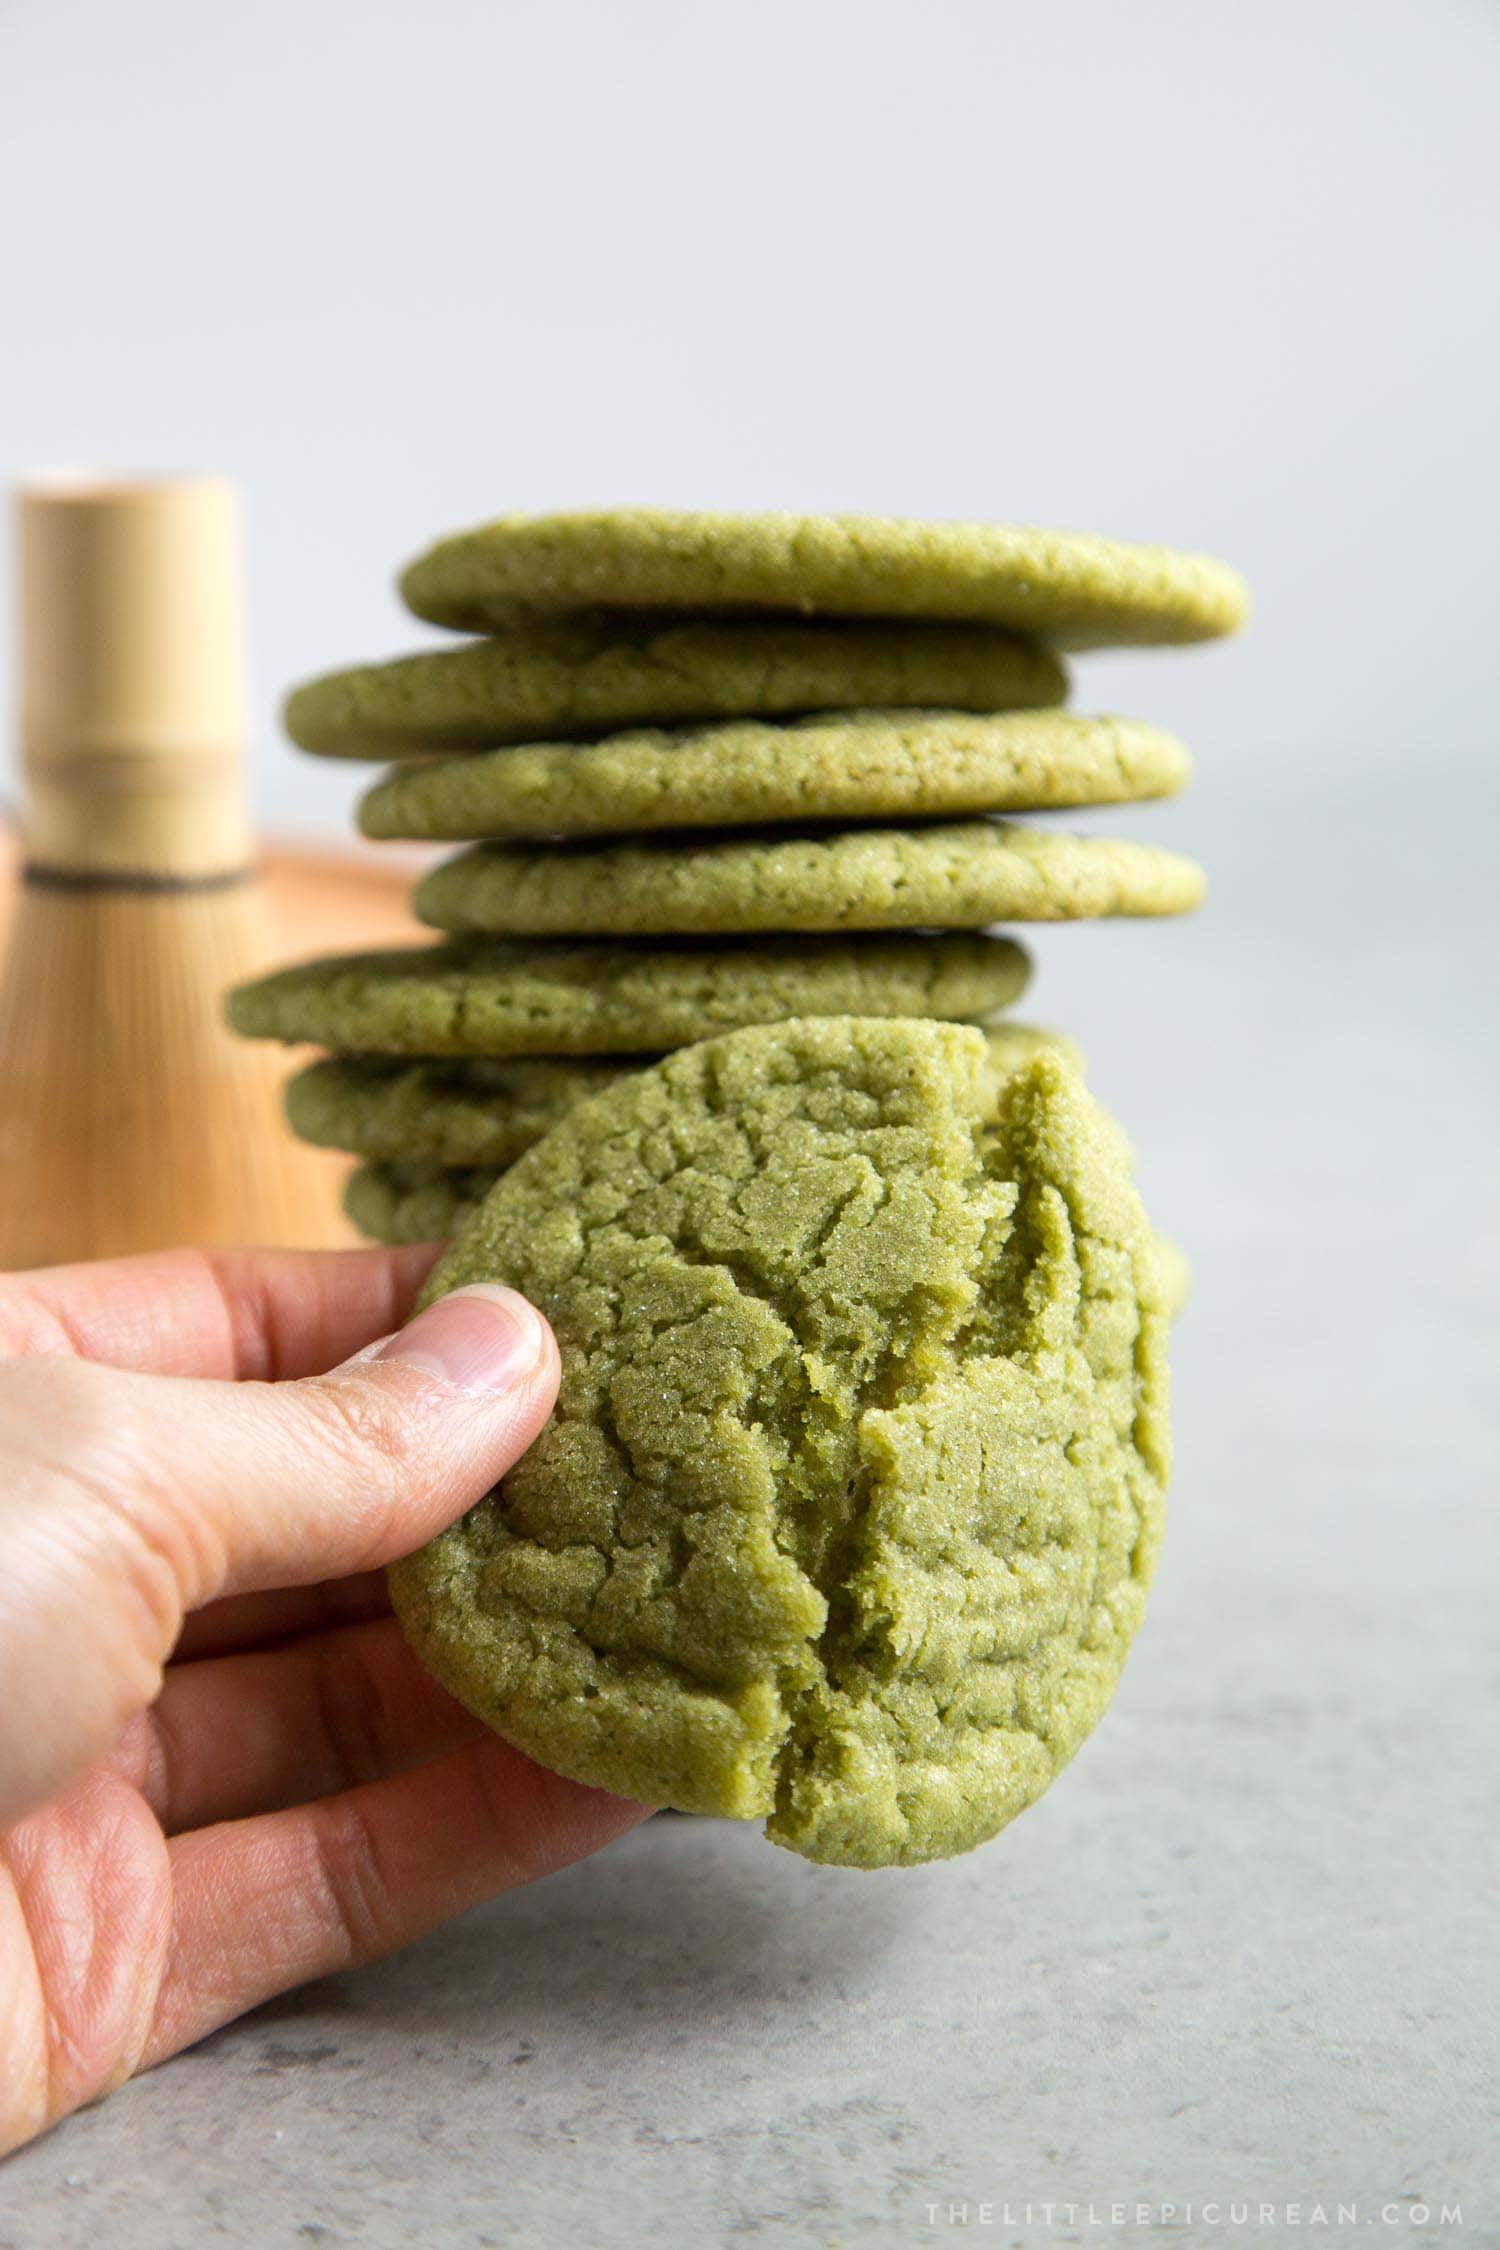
[0,1242,443,1380]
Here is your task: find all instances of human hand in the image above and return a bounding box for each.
[0,1243,649,2153]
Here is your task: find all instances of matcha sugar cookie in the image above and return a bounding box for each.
[287,1052,649,1164]
[286,615,1067,760]
[389,1020,1170,1868]
[360,710,1191,843]
[400,507,1249,648]
[292,1021,1075,1168]
[415,821,1206,938]
[227,931,1032,1057]
[345,1160,500,1246]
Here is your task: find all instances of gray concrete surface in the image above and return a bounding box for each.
[1,762,1494,2245]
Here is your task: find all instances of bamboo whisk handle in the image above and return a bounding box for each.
[18,477,250,881]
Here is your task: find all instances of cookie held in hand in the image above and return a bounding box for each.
[390,1018,1170,1868]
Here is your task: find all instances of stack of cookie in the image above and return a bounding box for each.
[229,510,1246,1243]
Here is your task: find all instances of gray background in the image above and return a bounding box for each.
[1,0,1496,2243]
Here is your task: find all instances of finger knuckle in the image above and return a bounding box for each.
[307,1795,396,1963]
[309,1637,391,1794]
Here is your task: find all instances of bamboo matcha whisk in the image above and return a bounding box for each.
[0,475,351,1266]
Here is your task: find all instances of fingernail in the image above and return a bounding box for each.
[374,1284,550,1394]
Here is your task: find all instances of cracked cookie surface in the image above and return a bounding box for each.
[388,1018,1170,1867]
[360,709,1190,842]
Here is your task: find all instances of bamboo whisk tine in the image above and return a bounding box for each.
[0,475,351,1267]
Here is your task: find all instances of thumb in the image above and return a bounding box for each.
[0,1286,559,1823]
[172,1282,561,1598]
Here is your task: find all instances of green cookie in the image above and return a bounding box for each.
[292,1020,1075,1169]
[285,615,1067,761]
[400,507,1248,648]
[345,1160,499,1246]
[360,710,1190,843]
[415,821,1206,937]
[287,1052,651,1164]
[388,1020,1169,1867]
[227,932,1031,1057]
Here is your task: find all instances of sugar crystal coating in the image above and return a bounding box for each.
[390,1019,1169,1868]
